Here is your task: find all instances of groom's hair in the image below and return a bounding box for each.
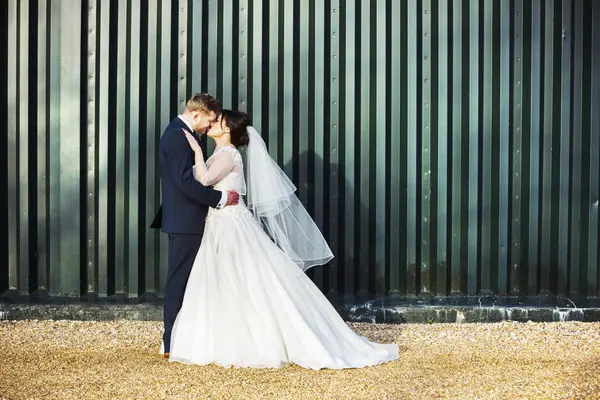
[185,93,222,116]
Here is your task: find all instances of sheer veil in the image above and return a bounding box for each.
[244,126,334,271]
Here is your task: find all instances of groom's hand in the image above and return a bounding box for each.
[226,191,239,206]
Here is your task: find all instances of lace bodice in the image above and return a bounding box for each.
[192,145,246,195]
[192,145,251,221]
[208,146,246,194]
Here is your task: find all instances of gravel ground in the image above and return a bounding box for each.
[1,320,599,400]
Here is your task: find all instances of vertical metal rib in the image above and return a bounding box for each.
[282,1,293,175]
[588,1,600,298]
[18,0,30,295]
[114,0,127,296]
[86,0,97,296]
[389,0,401,294]
[421,0,432,295]
[374,0,386,296]
[480,0,493,295]
[128,0,141,297]
[97,0,109,297]
[267,0,278,159]
[511,0,523,294]
[59,0,82,295]
[557,0,572,296]
[498,0,510,295]
[540,0,554,295]
[341,0,355,297]
[7,0,18,294]
[250,0,262,129]
[406,0,418,296]
[238,0,248,112]
[528,0,542,296]
[450,0,463,295]
[158,0,172,289]
[145,0,159,295]
[569,0,583,296]
[298,0,309,208]
[436,0,449,296]
[329,0,340,295]
[37,0,49,294]
[311,0,325,291]
[222,0,233,109]
[467,0,479,295]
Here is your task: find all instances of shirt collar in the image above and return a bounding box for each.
[178,114,194,133]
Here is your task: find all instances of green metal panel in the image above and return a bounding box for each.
[2,0,600,302]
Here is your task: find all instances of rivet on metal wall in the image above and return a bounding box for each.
[240,100,245,105]
[241,77,245,81]
[180,54,184,58]
[241,54,245,58]
[241,31,245,35]
[180,77,184,81]
[241,7,245,12]
[333,8,337,13]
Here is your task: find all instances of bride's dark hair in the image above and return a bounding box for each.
[222,109,251,147]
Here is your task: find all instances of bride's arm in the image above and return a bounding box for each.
[183,130,236,186]
[192,151,235,186]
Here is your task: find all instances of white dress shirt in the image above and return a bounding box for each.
[178,115,228,209]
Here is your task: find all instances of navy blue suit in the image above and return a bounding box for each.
[151,117,222,353]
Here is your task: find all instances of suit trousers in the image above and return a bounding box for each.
[163,233,203,353]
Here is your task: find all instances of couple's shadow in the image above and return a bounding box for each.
[279,151,381,304]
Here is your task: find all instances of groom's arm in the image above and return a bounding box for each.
[162,128,225,208]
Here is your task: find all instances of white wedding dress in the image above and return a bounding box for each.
[166,145,398,369]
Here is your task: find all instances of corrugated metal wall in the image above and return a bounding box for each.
[2,0,600,301]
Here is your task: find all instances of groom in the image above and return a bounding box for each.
[151,93,239,358]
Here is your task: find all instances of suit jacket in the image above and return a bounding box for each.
[150,117,222,234]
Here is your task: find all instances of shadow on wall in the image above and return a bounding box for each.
[282,151,387,301]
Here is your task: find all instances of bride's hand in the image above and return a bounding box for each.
[183,129,202,153]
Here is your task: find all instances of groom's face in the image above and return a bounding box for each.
[192,111,218,134]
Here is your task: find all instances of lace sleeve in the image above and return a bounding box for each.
[193,150,236,186]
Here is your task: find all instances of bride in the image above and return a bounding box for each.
[166,109,398,369]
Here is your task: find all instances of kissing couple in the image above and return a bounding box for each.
[152,93,398,369]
